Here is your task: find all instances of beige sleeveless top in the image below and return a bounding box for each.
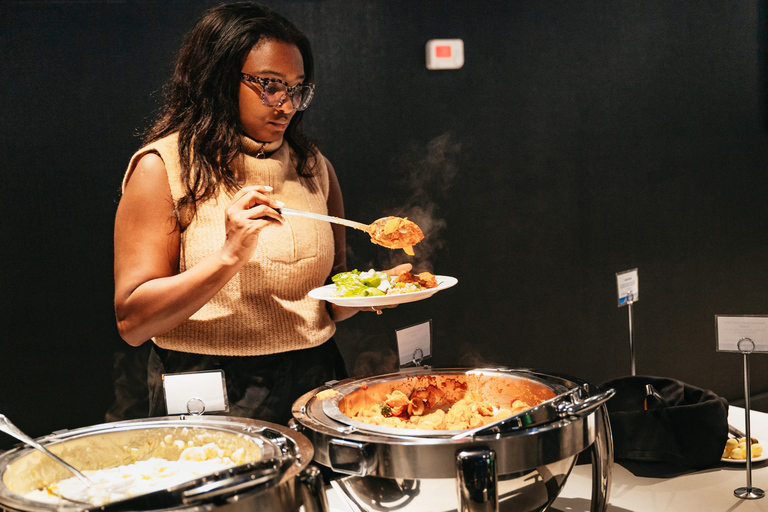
[123,133,336,356]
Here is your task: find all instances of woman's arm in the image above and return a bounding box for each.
[113,153,283,345]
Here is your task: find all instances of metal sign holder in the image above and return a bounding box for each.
[625,292,636,376]
[162,369,229,415]
[186,397,206,416]
[411,347,424,366]
[734,337,765,500]
[396,320,433,369]
[714,315,768,500]
[616,269,639,376]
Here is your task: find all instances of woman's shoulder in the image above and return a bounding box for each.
[132,134,182,172]
[139,132,180,155]
[123,133,181,194]
[123,152,170,195]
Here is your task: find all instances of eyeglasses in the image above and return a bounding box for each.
[240,73,315,111]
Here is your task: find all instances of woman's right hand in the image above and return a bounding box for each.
[221,185,284,265]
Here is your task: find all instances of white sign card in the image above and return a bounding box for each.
[163,370,229,415]
[396,320,432,367]
[715,315,768,353]
[616,268,639,306]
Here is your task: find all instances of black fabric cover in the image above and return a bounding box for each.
[601,376,729,469]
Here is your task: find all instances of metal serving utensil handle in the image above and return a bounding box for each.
[451,385,585,440]
[181,461,285,503]
[279,207,370,231]
[556,389,616,419]
[0,414,93,488]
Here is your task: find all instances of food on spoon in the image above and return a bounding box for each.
[331,269,438,298]
[722,436,763,459]
[368,217,424,255]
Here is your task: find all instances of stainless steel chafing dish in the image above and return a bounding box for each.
[0,416,328,512]
[291,367,614,512]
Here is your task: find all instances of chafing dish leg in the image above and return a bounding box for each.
[456,447,498,512]
[298,464,330,512]
[589,404,614,512]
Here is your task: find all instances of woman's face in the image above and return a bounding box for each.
[239,39,306,142]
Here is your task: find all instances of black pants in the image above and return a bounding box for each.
[107,340,347,426]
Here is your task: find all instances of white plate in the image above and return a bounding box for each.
[308,275,458,307]
[721,452,768,464]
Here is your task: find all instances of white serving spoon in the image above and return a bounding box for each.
[279,207,424,254]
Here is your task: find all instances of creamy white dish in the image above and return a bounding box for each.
[23,442,245,506]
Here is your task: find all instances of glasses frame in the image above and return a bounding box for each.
[240,73,315,111]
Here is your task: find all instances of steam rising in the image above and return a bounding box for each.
[350,333,400,377]
[355,132,460,271]
[341,133,462,376]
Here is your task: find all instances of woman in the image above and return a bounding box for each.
[113,2,408,424]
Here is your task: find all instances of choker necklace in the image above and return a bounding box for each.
[243,136,283,158]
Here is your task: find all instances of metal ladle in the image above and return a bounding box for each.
[0,414,93,488]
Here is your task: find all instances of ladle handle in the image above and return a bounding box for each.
[0,414,92,488]
[278,208,370,231]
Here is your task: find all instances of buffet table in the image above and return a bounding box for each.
[549,406,768,512]
[326,406,768,512]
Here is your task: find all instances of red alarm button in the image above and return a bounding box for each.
[435,45,452,58]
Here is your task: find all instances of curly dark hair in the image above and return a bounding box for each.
[143,2,318,221]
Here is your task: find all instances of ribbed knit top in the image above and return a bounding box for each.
[123,133,336,356]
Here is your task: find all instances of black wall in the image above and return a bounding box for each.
[2,1,768,451]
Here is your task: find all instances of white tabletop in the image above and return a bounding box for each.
[550,406,768,512]
[325,407,768,512]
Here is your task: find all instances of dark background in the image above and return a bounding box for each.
[2,0,767,451]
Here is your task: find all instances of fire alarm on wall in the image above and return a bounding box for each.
[425,39,464,70]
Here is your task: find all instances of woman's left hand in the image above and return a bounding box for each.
[330,263,412,321]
